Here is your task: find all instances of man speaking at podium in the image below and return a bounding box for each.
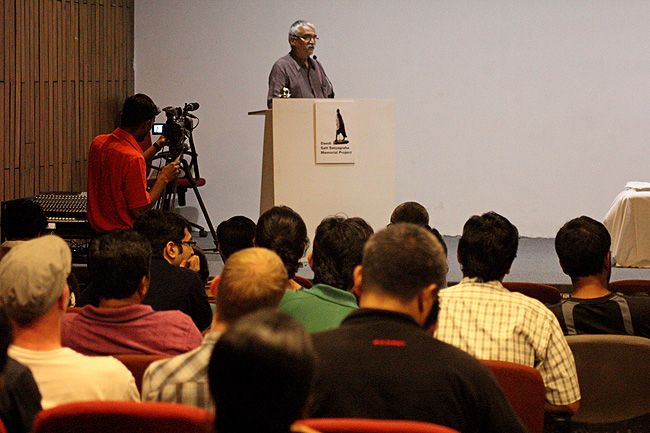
[267,20,334,108]
[87,94,179,233]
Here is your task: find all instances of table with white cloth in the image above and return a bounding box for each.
[604,182,650,268]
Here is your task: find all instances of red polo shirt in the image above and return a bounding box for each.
[87,128,150,232]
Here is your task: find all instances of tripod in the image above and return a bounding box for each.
[152,118,218,251]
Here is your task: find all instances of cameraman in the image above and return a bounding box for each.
[87,94,179,232]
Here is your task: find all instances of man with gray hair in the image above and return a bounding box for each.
[141,247,288,411]
[0,235,139,409]
[309,224,527,433]
[267,20,334,108]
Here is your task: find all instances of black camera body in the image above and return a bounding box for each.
[160,102,200,160]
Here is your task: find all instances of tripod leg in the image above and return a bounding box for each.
[179,160,218,250]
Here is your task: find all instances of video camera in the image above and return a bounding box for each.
[161,102,200,160]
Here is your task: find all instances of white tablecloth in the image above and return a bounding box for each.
[604,186,650,268]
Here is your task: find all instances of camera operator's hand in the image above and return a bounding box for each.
[159,161,180,184]
[153,135,168,152]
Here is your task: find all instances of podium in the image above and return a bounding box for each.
[249,98,396,236]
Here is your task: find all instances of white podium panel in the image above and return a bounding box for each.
[252,98,396,239]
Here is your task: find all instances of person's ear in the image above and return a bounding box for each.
[350,265,363,299]
[308,251,314,269]
[164,241,178,261]
[417,284,437,315]
[59,283,71,311]
[137,276,149,300]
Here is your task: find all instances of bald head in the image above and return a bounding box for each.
[216,247,288,324]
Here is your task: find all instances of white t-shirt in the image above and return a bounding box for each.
[8,345,140,409]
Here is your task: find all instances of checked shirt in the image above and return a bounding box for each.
[435,277,580,406]
[141,331,221,411]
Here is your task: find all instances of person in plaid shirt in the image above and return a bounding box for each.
[141,247,288,411]
[435,211,581,415]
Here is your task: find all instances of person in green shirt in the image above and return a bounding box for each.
[279,216,373,333]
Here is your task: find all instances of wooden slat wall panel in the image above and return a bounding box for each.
[0,0,134,221]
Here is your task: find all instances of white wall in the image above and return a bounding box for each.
[135,0,650,237]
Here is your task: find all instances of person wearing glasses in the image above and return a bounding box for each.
[267,20,334,108]
[133,210,213,331]
[61,229,203,356]
[76,210,213,332]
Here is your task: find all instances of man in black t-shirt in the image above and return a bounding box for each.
[309,224,527,433]
[550,216,650,337]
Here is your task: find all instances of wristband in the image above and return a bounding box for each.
[153,141,163,151]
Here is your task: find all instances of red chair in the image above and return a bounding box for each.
[113,354,169,393]
[480,360,545,433]
[295,419,459,433]
[209,275,220,297]
[502,281,562,304]
[293,275,313,289]
[0,417,7,433]
[33,401,213,433]
[609,279,650,297]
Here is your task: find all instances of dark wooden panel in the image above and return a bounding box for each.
[0,0,133,216]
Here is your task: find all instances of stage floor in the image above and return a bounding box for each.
[197,235,650,292]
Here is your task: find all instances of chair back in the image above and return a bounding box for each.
[502,281,562,304]
[208,275,220,298]
[33,401,213,433]
[295,419,459,433]
[113,354,169,393]
[480,359,545,433]
[293,275,313,289]
[566,334,650,425]
[609,279,650,297]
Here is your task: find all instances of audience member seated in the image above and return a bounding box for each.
[256,206,310,291]
[0,199,47,261]
[209,215,257,296]
[216,215,256,262]
[61,230,202,356]
[0,306,42,433]
[0,235,139,409]
[77,211,212,331]
[389,201,447,254]
[142,247,288,411]
[208,309,317,433]
[279,216,373,332]
[0,199,81,305]
[434,212,580,415]
[134,210,212,330]
[309,223,526,433]
[549,216,650,338]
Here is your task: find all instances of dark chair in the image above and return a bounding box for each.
[565,334,650,431]
[609,279,650,297]
[502,281,562,304]
[295,418,460,433]
[480,359,545,433]
[33,401,213,433]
